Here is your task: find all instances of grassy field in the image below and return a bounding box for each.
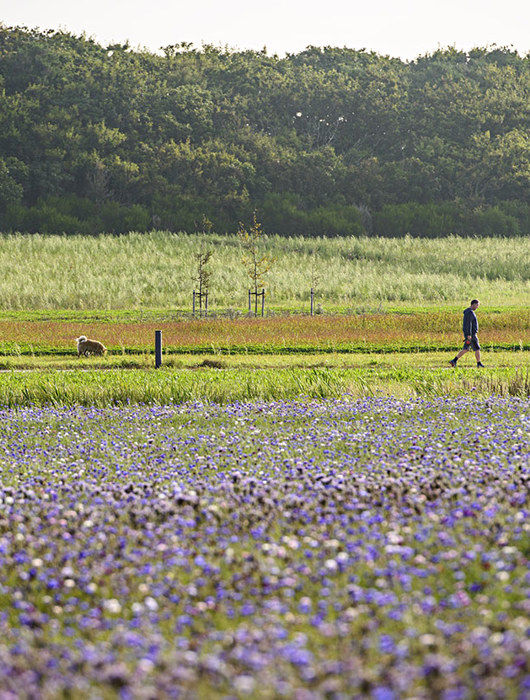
[1,231,529,310]
[0,362,528,407]
[0,294,528,404]
[0,309,528,404]
[0,310,528,357]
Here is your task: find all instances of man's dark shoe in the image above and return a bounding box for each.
[477,362,485,368]
[449,359,457,367]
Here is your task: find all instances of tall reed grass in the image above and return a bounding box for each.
[0,232,528,310]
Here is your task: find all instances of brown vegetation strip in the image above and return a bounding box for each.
[0,312,527,350]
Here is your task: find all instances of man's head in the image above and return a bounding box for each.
[470,299,480,310]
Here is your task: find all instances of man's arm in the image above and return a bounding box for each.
[463,309,472,338]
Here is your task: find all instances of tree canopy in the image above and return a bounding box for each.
[0,26,529,236]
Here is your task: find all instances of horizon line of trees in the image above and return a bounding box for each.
[0,26,529,237]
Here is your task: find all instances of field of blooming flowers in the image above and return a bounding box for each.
[0,396,529,699]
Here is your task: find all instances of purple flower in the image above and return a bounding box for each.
[378,635,396,654]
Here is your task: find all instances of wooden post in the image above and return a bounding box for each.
[193,290,196,317]
[155,330,162,368]
[205,293,208,317]
[248,289,264,316]
[310,288,314,316]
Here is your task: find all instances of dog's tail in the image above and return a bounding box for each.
[76,335,87,343]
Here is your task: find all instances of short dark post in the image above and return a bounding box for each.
[261,288,265,317]
[205,293,208,317]
[193,290,196,317]
[310,288,314,316]
[155,330,162,368]
[248,289,251,314]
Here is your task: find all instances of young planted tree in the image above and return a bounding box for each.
[193,217,214,316]
[309,248,322,315]
[192,249,213,316]
[238,211,273,316]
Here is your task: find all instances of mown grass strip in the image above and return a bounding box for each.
[0,304,528,323]
[0,349,527,372]
[1,341,529,357]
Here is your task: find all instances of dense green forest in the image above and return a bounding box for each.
[0,26,529,236]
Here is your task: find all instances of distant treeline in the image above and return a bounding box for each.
[0,26,529,236]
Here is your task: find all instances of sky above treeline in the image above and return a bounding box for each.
[2,0,529,60]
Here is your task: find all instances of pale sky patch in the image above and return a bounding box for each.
[1,0,528,60]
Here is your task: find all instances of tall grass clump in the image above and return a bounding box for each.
[0,232,528,310]
[0,366,528,407]
[0,369,348,407]
[462,368,530,397]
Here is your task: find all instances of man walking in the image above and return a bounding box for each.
[449,299,485,368]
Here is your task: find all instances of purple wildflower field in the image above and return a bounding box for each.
[0,396,529,699]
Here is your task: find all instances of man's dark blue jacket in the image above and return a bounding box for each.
[463,307,478,337]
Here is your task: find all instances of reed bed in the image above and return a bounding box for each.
[0,232,528,310]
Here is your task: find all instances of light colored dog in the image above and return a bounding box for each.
[76,335,107,357]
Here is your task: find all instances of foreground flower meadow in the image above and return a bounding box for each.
[0,397,528,699]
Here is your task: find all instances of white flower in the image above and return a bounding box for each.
[103,598,122,614]
[144,596,158,612]
[234,676,256,694]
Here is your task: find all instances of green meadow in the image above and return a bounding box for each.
[0,232,528,404]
